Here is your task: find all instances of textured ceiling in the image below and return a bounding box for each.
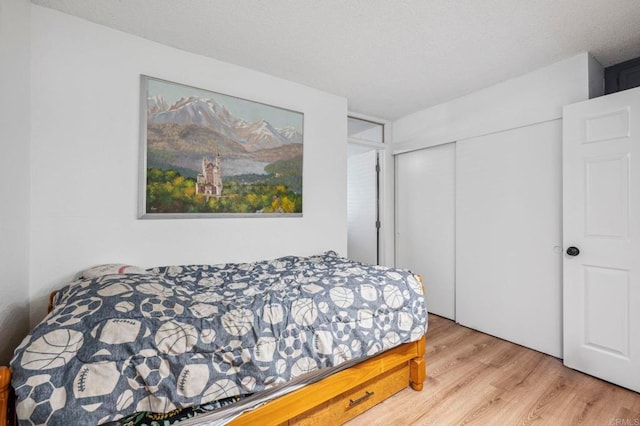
[31,0,640,120]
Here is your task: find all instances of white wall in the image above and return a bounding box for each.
[0,0,31,364]
[392,53,603,152]
[30,6,348,324]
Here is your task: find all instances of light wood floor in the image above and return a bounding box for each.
[346,314,640,425]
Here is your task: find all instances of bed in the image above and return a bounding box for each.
[0,252,427,425]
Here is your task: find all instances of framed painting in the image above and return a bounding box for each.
[139,76,303,218]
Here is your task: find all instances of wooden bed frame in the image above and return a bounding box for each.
[0,291,426,425]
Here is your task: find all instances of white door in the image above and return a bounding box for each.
[395,143,455,319]
[563,87,640,392]
[347,148,377,265]
[456,120,563,357]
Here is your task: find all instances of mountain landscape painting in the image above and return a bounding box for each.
[140,76,303,217]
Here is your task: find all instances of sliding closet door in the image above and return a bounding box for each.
[456,120,562,357]
[395,143,455,319]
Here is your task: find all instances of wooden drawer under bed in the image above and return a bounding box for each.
[288,363,408,425]
[229,335,425,426]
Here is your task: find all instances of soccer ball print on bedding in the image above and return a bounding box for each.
[140,297,185,320]
[121,355,171,395]
[15,375,66,426]
[46,297,102,327]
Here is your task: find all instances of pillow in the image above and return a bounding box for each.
[80,264,150,279]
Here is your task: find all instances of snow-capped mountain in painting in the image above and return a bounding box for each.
[277,126,303,144]
[148,96,301,151]
[151,96,236,139]
[234,119,289,151]
[147,95,169,115]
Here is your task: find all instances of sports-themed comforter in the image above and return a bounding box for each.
[11,252,427,425]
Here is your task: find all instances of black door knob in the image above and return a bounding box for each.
[566,246,580,256]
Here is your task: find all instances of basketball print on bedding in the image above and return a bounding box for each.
[155,320,198,354]
[20,329,83,370]
[203,379,239,402]
[332,344,352,365]
[291,298,317,326]
[383,284,404,309]
[291,357,318,378]
[330,286,355,308]
[382,331,401,349]
[221,308,254,336]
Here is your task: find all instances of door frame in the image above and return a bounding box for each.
[347,112,392,266]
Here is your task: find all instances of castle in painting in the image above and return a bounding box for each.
[196,154,223,198]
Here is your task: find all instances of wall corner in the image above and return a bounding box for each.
[588,53,605,99]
